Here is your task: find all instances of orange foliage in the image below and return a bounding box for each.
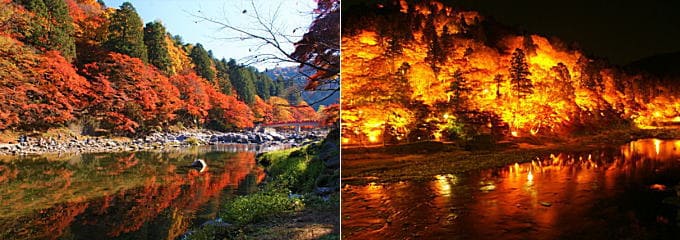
[0,36,92,130]
[342,0,666,143]
[171,72,254,129]
[83,53,181,134]
[252,96,275,123]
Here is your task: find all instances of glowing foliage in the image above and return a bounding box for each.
[342,0,676,144]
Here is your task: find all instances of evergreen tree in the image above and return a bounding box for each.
[494,74,503,99]
[144,21,173,75]
[105,2,148,62]
[18,0,76,61]
[44,0,76,61]
[423,12,444,78]
[509,48,533,99]
[448,70,472,111]
[272,75,286,96]
[215,58,232,94]
[229,67,257,105]
[189,43,216,81]
[254,72,272,100]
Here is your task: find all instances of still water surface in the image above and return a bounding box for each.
[0,144,274,240]
[342,139,680,239]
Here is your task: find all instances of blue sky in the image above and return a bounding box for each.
[102,0,316,70]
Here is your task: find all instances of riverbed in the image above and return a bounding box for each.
[0,144,281,240]
[342,138,680,239]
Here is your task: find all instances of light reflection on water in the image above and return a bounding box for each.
[342,139,680,239]
[0,145,277,240]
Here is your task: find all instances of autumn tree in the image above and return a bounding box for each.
[144,20,173,75]
[83,53,180,134]
[509,48,533,99]
[189,43,215,81]
[105,2,148,62]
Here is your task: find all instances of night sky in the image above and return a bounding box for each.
[451,0,680,65]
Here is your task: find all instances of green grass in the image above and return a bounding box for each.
[222,191,303,225]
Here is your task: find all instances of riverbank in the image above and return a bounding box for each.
[0,128,327,156]
[185,131,340,239]
[342,128,680,185]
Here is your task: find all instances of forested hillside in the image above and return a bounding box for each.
[342,0,680,144]
[0,0,319,136]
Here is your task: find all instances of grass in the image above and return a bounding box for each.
[187,141,339,240]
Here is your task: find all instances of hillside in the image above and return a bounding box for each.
[0,0,321,136]
[265,66,340,110]
[341,0,680,144]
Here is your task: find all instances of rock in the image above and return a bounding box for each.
[314,187,334,195]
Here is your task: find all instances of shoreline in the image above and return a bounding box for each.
[341,128,680,185]
[0,128,328,156]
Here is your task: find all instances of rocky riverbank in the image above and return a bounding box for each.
[0,128,327,155]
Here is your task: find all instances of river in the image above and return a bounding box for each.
[0,144,278,240]
[342,138,680,239]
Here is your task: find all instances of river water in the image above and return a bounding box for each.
[0,144,275,240]
[342,139,680,239]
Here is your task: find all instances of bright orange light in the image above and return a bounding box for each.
[511,131,518,137]
[654,139,661,155]
[368,134,378,143]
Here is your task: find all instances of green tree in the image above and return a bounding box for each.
[189,43,215,81]
[509,48,533,99]
[105,2,148,62]
[18,0,76,61]
[215,58,233,95]
[229,66,257,105]
[144,20,173,75]
[254,72,272,100]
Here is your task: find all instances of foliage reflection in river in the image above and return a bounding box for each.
[342,139,680,239]
[0,146,265,240]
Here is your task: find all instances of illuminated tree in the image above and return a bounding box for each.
[105,2,148,62]
[494,74,503,99]
[423,11,444,78]
[509,48,533,99]
[448,70,472,111]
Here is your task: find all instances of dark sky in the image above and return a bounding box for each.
[451,0,680,65]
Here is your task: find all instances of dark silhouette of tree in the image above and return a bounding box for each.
[144,21,173,75]
[551,63,574,101]
[494,74,503,99]
[105,2,148,62]
[509,48,533,99]
[448,70,472,111]
[189,43,215,81]
[423,12,444,79]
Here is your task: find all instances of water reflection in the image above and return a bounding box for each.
[0,145,266,240]
[342,139,680,239]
